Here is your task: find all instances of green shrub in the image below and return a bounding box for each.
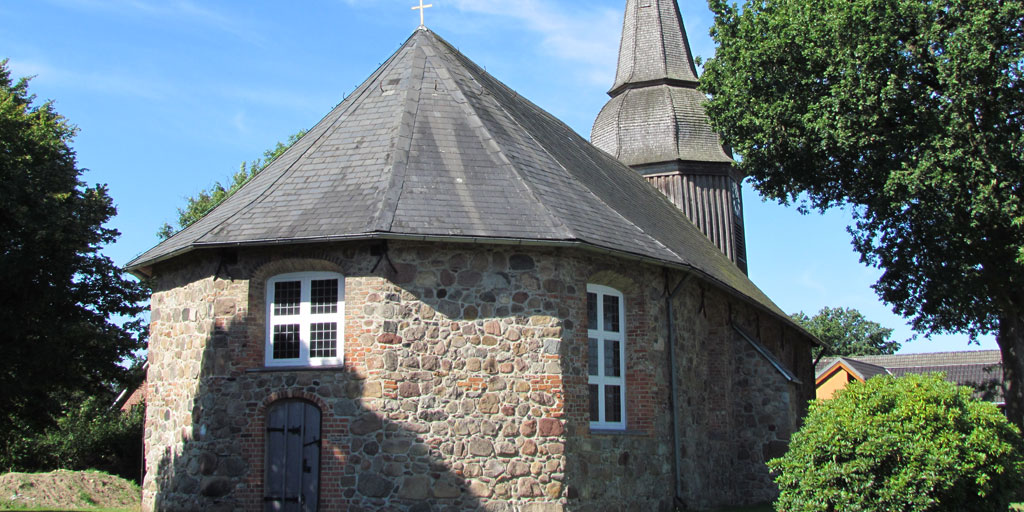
[2,395,144,483]
[37,396,144,482]
[769,373,1024,511]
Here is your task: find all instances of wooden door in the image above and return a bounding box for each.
[265,400,321,512]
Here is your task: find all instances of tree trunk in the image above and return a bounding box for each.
[998,312,1024,430]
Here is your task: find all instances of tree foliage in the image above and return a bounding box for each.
[0,60,148,448]
[157,130,308,239]
[792,307,898,360]
[702,0,1024,423]
[769,373,1024,511]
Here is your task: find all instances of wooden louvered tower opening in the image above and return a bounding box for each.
[644,168,747,274]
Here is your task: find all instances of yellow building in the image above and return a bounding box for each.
[814,351,1003,403]
[814,358,889,400]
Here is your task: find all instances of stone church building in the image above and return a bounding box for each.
[127,1,818,510]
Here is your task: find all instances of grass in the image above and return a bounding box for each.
[0,509,135,512]
[707,503,1024,512]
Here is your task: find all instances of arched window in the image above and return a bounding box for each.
[265,272,344,367]
[265,399,321,511]
[587,284,626,430]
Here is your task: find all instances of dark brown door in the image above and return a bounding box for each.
[265,400,321,512]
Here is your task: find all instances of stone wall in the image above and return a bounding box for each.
[142,241,813,511]
[672,283,812,509]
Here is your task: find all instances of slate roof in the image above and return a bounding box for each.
[592,0,733,167]
[817,357,890,382]
[816,351,1004,402]
[127,28,801,332]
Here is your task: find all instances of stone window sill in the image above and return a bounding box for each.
[246,365,347,373]
[589,428,647,436]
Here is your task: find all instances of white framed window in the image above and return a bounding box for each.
[265,272,344,367]
[587,284,626,430]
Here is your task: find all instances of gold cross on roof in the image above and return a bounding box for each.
[412,0,433,28]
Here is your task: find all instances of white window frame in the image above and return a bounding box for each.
[587,284,627,430]
[265,271,344,367]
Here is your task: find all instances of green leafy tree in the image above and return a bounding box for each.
[0,60,148,461]
[157,130,308,239]
[769,373,1024,510]
[701,0,1024,424]
[792,307,898,361]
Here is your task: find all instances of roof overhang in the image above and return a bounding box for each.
[129,232,822,345]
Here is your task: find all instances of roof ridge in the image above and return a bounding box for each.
[423,33,575,240]
[665,86,681,162]
[437,34,686,258]
[887,362,1002,368]
[624,1,641,86]
[372,42,429,232]
[187,35,415,246]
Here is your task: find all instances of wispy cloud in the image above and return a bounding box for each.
[448,0,621,83]
[7,58,330,119]
[43,0,263,44]
[339,0,621,85]
[7,58,175,101]
[231,111,249,135]
[213,85,333,113]
[797,268,829,298]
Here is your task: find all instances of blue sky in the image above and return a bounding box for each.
[1,0,996,353]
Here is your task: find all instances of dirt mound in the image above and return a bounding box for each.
[0,469,139,510]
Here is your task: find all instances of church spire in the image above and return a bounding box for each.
[609,0,699,95]
[592,0,749,273]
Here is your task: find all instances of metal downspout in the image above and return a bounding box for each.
[665,269,689,505]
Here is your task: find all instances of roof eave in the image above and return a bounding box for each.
[126,232,820,345]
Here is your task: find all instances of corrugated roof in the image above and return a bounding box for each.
[853,350,1002,368]
[816,351,1004,402]
[126,28,800,331]
[888,364,1003,402]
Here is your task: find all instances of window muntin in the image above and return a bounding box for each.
[266,272,344,367]
[587,284,626,430]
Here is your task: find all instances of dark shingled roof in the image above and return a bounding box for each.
[818,357,890,382]
[816,351,1004,402]
[592,0,732,167]
[127,28,799,330]
[607,0,699,93]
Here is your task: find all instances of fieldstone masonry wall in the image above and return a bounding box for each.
[142,241,813,511]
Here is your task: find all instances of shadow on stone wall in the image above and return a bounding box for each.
[378,249,569,509]
[147,265,483,511]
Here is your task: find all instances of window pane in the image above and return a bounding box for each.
[603,294,620,332]
[588,384,600,422]
[310,322,337,358]
[604,340,620,377]
[274,281,301,316]
[605,385,621,423]
[311,279,338,314]
[273,324,300,359]
[588,338,599,376]
[587,292,597,330]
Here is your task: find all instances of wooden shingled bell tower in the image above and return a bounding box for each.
[592,0,748,273]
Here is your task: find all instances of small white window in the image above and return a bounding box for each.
[265,272,344,367]
[587,284,626,430]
